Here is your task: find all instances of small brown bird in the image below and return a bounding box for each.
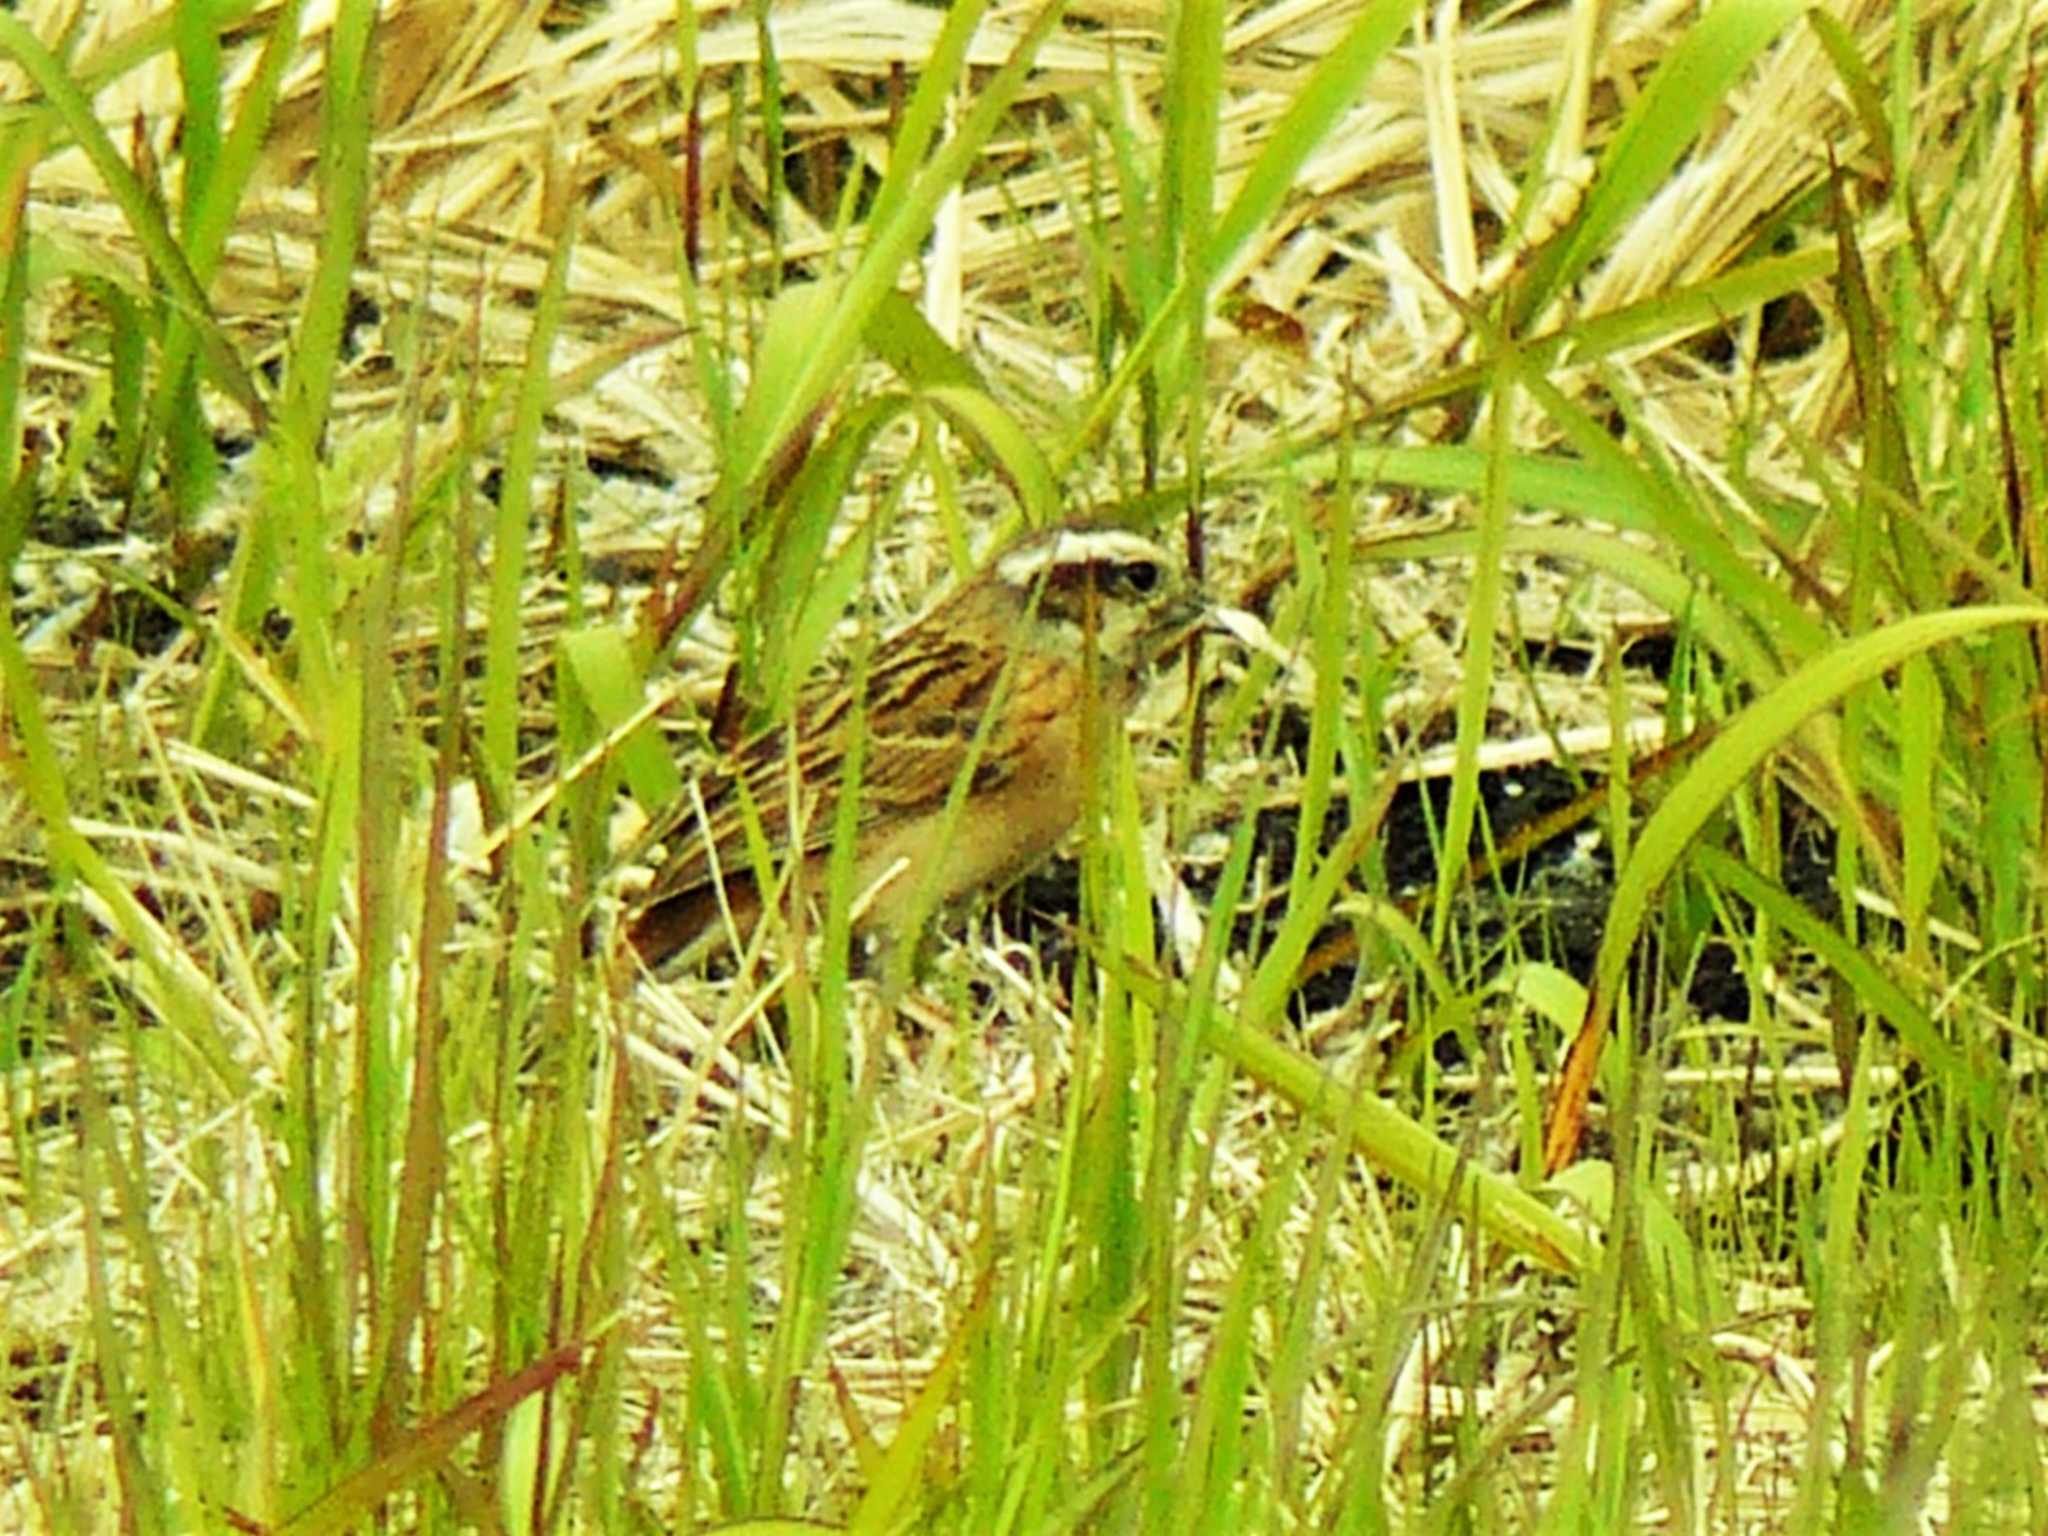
[625,523,1201,966]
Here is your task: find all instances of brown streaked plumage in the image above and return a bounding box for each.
[624,524,1200,966]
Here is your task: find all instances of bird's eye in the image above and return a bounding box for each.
[1111,560,1162,597]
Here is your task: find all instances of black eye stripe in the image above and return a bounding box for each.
[1036,559,1163,597]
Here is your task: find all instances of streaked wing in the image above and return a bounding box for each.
[631,630,1013,913]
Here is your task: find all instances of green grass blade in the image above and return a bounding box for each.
[278,0,375,440]
[1062,0,1412,470]
[719,0,1066,516]
[0,12,263,429]
[481,203,577,794]
[1514,0,1810,326]
[1590,605,2048,1024]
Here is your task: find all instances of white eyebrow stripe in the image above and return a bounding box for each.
[995,528,1171,586]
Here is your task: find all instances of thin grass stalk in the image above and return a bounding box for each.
[279,0,374,442]
[0,119,40,500]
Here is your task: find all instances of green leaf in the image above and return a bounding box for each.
[921,384,1060,527]
[561,626,683,809]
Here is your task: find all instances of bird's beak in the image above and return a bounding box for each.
[1145,591,1213,660]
